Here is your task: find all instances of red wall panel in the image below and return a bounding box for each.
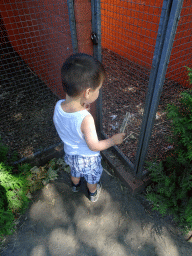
[1,0,73,98]
[74,0,93,55]
[1,0,96,119]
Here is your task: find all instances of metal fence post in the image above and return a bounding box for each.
[91,0,102,62]
[135,0,184,178]
[91,0,102,133]
[134,0,172,176]
[67,0,78,53]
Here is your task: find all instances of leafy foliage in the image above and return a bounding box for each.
[0,209,15,238]
[146,67,192,231]
[0,142,62,239]
[166,89,192,166]
[0,162,30,238]
[185,66,192,85]
[146,161,192,228]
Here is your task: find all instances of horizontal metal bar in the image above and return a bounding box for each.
[99,131,134,171]
[12,142,63,166]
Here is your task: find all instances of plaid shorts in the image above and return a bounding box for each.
[64,154,103,184]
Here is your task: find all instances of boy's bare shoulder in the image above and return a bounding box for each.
[81,114,99,151]
[81,114,95,134]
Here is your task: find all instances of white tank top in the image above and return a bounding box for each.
[53,100,100,156]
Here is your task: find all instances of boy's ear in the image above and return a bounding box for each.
[84,88,91,98]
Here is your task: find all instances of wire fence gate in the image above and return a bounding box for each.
[0,0,191,178]
[95,0,191,177]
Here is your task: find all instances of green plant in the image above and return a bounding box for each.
[0,136,63,240]
[146,161,192,229]
[0,181,15,238]
[0,162,30,239]
[17,163,32,175]
[0,209,15,238]
[166,89,192,166]
[0,158,61,239]
[146,67,192,231]
[185,66,192,85]
[0,163,29,214]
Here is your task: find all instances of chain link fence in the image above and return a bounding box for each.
[101,0,164,167]
[0,0,73,161]
[0,0,191,172]
[100,0,191,171]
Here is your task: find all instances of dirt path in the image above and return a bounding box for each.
[1,162,192,256]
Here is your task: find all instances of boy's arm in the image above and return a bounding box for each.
[81,115,125,152]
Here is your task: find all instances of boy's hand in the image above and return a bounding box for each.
[111,133,126,145]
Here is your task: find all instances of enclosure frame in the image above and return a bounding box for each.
[0,0,188,179]
[91,0,102,134]
[93,0,184,178]
[135,0,184,177]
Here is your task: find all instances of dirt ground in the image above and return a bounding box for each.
[0,43,60,159]
[1,158,192,256]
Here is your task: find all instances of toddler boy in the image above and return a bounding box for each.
[53,53,125,202]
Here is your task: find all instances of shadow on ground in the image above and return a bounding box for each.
[1,163,192,256]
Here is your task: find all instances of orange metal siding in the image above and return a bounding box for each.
[167,2,192,87]
[74,0,93,55]
[101,0,192,87]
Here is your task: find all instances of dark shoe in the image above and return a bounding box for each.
[89,182,102,202]
[72,180,81,192]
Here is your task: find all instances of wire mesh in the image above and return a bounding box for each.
[100,0,164,166]
[166,0,192,87]
[0,0,73,160]
[146,1,192,166]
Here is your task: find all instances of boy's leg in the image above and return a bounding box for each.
[71,176,81,192]
[87,183,97,193]
[87,181,102,202]
[71,176,80,185]
[64,154,81,192]
[85,155,103,202]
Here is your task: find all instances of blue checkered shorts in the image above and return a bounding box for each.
[64,154,103,184]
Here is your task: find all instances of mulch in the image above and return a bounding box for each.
[0,43,60,160]
[101,48,188,167]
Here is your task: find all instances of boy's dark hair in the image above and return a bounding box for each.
[61,53,106,97]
